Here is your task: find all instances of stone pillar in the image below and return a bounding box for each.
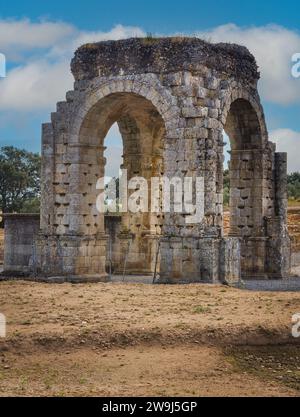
[36,138,109,281]
[40,123,55,233]
[266,152,291,278]
[228,150,256,238]
[220,237,241,284]
[274,152,288,221]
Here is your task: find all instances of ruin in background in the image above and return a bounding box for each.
[3,37,291,283]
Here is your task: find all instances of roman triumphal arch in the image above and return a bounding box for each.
[27,37,291,283]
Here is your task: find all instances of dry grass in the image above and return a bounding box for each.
[0,280,300,396]
[0,208,300,396]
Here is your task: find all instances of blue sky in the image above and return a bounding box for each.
[3,0,300,32]
[0,0,299,174]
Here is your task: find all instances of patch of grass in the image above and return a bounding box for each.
[79,378,87,385]
[226,345,300,391]
[142,33,160,45]
[192,305,211,314]
[20,320,32,326]
[174,322,186,329]
[44,380,52,390]
[18,376,29,392]
[288,199,300,207]
[83,43,98,50]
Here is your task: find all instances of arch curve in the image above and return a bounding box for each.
[221,89,268,149]
[78,91,166,150]
[70,76,180,142]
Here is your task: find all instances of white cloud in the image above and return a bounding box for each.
[223,132,230,169]
[0,19,75,56]
[0,20,145,111]
[196,24,300,105]
[270,128,300,173]
[0,19,299,113]
[0,59,72,110]
[50,24,145,59]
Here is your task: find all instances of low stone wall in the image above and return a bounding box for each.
[2,214,123,276]
[1,211,299,279]
[3,214,40,275]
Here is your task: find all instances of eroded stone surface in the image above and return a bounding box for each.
[4,37,291,283]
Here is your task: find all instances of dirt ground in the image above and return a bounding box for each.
[0,280,300,397]
[1,208,300,397]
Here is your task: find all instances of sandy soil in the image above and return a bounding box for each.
[0,280,300,397]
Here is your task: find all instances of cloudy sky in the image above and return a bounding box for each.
[0,0,299,175]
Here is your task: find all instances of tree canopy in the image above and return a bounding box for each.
[287,172,300,201]
[0,146,41,217]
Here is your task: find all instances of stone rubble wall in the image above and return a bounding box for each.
[3,214,40,275]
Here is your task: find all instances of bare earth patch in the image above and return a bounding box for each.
[0,280,300,396]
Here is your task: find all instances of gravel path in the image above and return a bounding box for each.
[2,267,300,291]
[111,274,300,291]
[237,277,300,292]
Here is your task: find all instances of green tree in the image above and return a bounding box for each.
[104,177,121,212]
[287,172,300,201]
[0,146,41,220]
[223,169,230,207]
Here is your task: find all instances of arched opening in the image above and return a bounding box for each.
[77,92,166,276]
[103,123,123,180]
[223,98,265,276]
[222,131,230,236]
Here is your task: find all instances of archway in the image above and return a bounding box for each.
[222,131,230,236]
[76,92,166,276]
[34,38,290,283]
[223,98,266,277]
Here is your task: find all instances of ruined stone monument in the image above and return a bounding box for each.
[3,37,291,283]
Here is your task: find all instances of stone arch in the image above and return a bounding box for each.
[33,38,290,283]
[225,99,263,150]
[221,89,268,148]
[222,94,271,277]
[69,77,180,142]
[54,86,172,277]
